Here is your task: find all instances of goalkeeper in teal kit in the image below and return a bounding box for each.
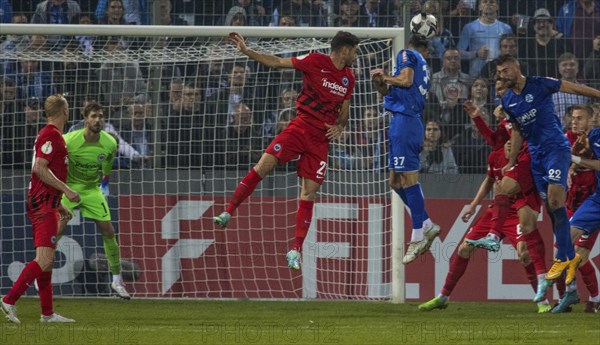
[59,102,131,299]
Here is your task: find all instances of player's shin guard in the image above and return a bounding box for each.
[4,260,43,305]
[579,261,599,299]
[440,255,469,297]
[551,207,575,261]
[103,235,121,275]
[292,200,314,252]
[226,168,263,215]
[491,194,510,238]
[404,183,426,230]
[37,271,53,316]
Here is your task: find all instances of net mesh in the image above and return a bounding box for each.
[1,31,395,299]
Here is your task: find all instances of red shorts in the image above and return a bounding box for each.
[265,118,329,184]
[513,189,543,213]
[28,207,59,249]
[466,207,527,247]
[504,150,537,195]
[574,227,599,251]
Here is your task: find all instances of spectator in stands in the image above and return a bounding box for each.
[358,0,390,27]
[280,0,327,27]
[519,8,572,78]
[458,0,512,77]
[96,0,129,24]
[591,103,600,127]
[119,102,152,167]
[21,97,46,164]
[390,0,423,28]
[275,107,296,135]
[420,120,459,174]
[225,102,263,167]
[552,53,592,129]
[447,0,477,40]
[223,6,247,26]
[424,0,456,59]
[1,78,22,168]
[96,0,147,25]
[278,14,295,26]
[583,34,600,89]
[204,60,228,99]
[431,48,471,105]
[357,106,386,171]
[336,0,360,27]
[0,0,12,23]
[96,36,147,108]
[31,0,80,24]
[331,130,361,170]
[469,77,490,114]
[556,0,600,61]
[497,0,566,35]
[1,13,30,76]
[437,81,470,141]
[479,34,530,82]
[224,0,266,26]
[53,41,98,108]
[264,88,297,139]
[155,0,187,26]
[453,104,491,174]
[11,58,55,101]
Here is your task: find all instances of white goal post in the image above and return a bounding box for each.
[0,24,406,302]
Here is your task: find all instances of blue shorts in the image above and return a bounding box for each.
[388,114,423,172]
[570,192,600,235]
[530,147,570,198]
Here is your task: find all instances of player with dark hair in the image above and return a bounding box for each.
[496,54,600,298]
[370,34,440,264]
[419,140,550,312]
[2,94,80,324]
[213,31,360,270]
[58,102,130,299]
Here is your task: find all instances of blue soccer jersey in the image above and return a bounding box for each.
[501,76,570,152]
[589,128,600,190]
[383,49,429,117]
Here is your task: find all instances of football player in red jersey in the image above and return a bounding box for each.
[1,94,80,324]
[214,31,360,271]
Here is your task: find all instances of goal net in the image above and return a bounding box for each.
[0,25,402,300]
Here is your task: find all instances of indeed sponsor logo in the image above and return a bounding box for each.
[322,78,347,95]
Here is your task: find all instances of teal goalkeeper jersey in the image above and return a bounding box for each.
[63,129,117,187]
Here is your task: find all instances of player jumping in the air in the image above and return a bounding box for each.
[213,31,360,271]
[2,94,80,324]
[496,54,600,298]
[370,34,440,264]
[58,102,131,299]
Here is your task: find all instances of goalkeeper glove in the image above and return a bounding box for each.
[100,175,110,196]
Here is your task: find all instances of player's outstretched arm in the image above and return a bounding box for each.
[229,32,293,69]
[560,80,600,99]
[462,175,494,222]
[502,125,523,174]
[33,157,80,202]
[571,155,600,171]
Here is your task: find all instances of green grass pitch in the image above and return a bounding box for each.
[1,298,598,345]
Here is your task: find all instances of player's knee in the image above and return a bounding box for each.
[35,256,55,272]
[546,198,563,212]
[458,243,474,258]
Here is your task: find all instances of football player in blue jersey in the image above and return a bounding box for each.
[370,34,441,265]
[495,54,600,299]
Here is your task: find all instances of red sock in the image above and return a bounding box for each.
[3,260,43,305]
[579,261,599,298]
[292,200,315,252]
[555,274,566,299]
[225,169,263,215]
[490,194,510,238]
[524,263,538,292]
[441,255,469,296]
[524,230,547,275]
[37,271,53,316]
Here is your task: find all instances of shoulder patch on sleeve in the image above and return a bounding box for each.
[41,141,53,154]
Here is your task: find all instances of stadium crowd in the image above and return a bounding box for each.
[0,0,599,173]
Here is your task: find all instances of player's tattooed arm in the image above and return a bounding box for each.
[560,80,600,99]
[33,157,80,202]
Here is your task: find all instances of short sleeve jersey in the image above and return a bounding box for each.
[63,129,117,188]
[29,124,69,199]
[383,49,430,117]
[588,128,600,191]
[291,53,355,131]
[502,76,570,152]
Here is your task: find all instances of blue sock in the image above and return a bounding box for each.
[394,188,409,205]
[551,207,575,261]
[405,183,426,230]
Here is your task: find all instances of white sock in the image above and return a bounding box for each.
[112,274,122,284]
[423,218,433,229]
[537,274,546,283]
[566,281,577,292]
[411,228,424,242]
[590,295,600,303]
[437,294,448,301]
[486,233,500,242]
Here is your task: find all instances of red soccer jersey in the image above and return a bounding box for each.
[487,146,537,209]
[291,53,355,132]
[565,130,597,212]
[29,124,68,200]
